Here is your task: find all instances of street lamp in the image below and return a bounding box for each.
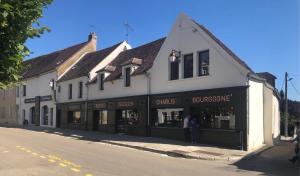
[169,49,181,62]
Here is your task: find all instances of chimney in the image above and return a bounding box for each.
[88,32,97,51]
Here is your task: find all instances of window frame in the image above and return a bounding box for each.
[183,53,194,78]
[23,85,26,97]
[124,67,131,87]
[68,84,72,100]
[78,81,83,98]
[99,73,104,90]
[198,50,210,76]
[170,61,179,80]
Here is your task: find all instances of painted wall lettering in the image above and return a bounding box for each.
[192,94,232,104]
[118,101,135,107]
[155,98,176,105]
[94,103,106,109]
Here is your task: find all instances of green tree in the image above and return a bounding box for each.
[0,0,52,89]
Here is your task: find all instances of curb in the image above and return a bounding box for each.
[241,145,273,160]
[9,126,245,161]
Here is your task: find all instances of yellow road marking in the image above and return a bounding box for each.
[85,174,93,176]
[26,150,31,153]
[32,152,38,156]
[20,147,25,150]
[48,159,56,163]
[59,163,67,167]
[70,168,80,172]
[16,146,21,148]
[40,155,46,159]
[2,150,9,153]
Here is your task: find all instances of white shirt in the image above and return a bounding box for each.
[183,117,189,128]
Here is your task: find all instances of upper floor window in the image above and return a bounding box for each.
[99,73,104,90]
[16,87,19,97]
[170,61,179,80]
[57,86,61,93]
[78,82,83,98]
[22,85,26,97]
[124,67,131,87]
[183,54,193,78]
[198,50,209,76]
[68,84,72,99]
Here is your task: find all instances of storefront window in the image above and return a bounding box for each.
[98,110,108,125]
[155,108,184,127]
[68,111,81,124]
[197,106,235,129]
[119,109,139,126]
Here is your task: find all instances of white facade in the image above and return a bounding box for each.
[149,13,249,94]
[16,71,57,127]
[57,41,131,103]
[22,13,280,151]
[248,80,264,150]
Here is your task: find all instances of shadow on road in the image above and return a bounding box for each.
[232,141,299,176]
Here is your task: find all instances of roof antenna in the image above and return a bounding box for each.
[89,24,98,35]
[124,21,134,42]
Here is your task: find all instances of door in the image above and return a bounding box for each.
[93,110,100,131]
[56,110,61,128]
[116,110,126,133]
[30,107,35,125]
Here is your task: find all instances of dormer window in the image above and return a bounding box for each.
[124,67,131,87]
[121,58,142,87]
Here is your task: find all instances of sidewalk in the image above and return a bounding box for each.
[9,125,259,161]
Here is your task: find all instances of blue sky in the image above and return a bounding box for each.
[25,0,300,100]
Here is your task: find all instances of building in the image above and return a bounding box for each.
[78,13,278,151]
[56,41,130,129]
[0,87,17,125]
[15,33,97,127]
[2,12,279,151]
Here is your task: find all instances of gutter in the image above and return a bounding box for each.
[85,74,90,130]
[145,72,151,135]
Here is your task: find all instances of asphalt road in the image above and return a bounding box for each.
[0,127,298,176]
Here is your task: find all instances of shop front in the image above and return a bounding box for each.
[58,102,86,130]
[88,95,148,136]
[150,86,248,150]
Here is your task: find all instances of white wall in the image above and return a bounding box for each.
[57,77,88,103]
[88,74,148,100]
[16,71,57,127]
[272,95,280,143]
[149,13,249,95]
[89,42,131,80]
[248,80,264,150]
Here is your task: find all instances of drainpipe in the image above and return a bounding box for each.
[145,72,151,135]
[85,74,90,130]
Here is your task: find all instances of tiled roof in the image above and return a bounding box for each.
[58,42,123,82]
[104,37,165,82]
[22,42,88,79]
[193,20,254,73]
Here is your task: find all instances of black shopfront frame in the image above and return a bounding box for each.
[149,86,248,150]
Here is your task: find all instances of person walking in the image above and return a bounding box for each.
[289,121,300,164]
[190,116,199,144]
[183,114,191,142]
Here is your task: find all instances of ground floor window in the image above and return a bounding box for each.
[155,108,184,127]
[42,105,48,125]
[68,111,81,124]
[98,110,108,125]
[195,106,235,129]
[119,109,139,126]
